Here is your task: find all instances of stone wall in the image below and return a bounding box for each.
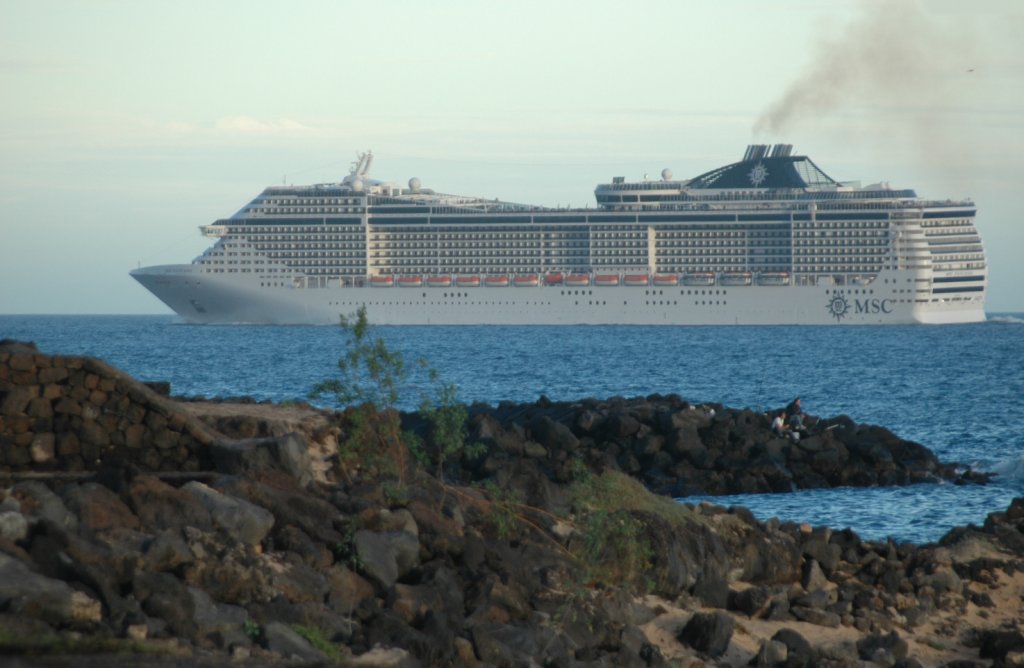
[0,341,218,472]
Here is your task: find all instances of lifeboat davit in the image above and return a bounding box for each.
[456,275,481,287]
[485,275,510,287]
[513,274,540,287]
[427,276,452,288]
[565,274,590,287]
[682,272,715,286]
[653,273,679,286]
[719,271,753,286]
[757,272,791,286]
[594,274,620,287]
[623,274,649,287]
[370,275,395,287]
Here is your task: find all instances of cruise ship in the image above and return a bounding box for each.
[131,145,987,325]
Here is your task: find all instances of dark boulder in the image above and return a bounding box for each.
[132,569,197,639]
[529,414,579,452]
[976,629,1024,661]
[857,630,910,663]
[678,611,734,657]
[772,627,815,668]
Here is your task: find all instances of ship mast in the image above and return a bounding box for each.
[343,151,373,185]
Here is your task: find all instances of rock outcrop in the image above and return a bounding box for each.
[451,395,986,498]
[0,341,1019,667]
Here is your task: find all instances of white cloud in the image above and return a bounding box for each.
[213,116,321,136]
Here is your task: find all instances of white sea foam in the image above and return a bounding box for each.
[988,314,1024,324]
[991,455,1024,480]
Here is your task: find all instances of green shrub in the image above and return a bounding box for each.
[291,624,344,661]
[312,306,480,485]
[310,306,413,482]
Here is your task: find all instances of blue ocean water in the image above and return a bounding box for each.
[2,314,1023,544]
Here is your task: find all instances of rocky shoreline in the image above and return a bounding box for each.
[1,341,1022,667]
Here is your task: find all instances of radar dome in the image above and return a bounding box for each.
[351,179,364,192]
[661,168,673,181]
[409,177,421,190]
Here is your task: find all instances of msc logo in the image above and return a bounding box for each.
[826,293,894,321]
[825,294,849,321]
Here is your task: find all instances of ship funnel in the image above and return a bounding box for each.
[743,144,769,161]
[769,144,793,158]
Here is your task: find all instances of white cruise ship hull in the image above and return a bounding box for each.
[129,147,990,325]
[132,265,986,326]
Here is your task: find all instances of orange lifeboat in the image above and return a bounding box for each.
[653,273,679,286]
[543,272,564,286]
[594,274,620,287]
[398,275,423,288]
[565,274,590,287]
[427,276,452,288]
[623,274,649,287]
[370,275,395,287]
[513,274,540,287]
[456,275,481,288]
[484,275,510,287]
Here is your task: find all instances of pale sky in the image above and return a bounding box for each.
[1,0,1022,314]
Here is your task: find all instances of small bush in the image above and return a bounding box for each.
[312,306,480,485]
[292,625,344,661]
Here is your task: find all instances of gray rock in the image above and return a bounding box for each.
[189,586,247,637]
[141,529,194,573]
[209,432,313,487]
[753,639,789,667]
[574,409,603,434]
[267,554,329,603]
[693,574,729,608]
[792,588,832,610]
[772,628,815,668]
[977,629,1024,661]
[790,606,841,628]
[183,481,274,546]
[261,620,329,661]
[208,626,254,652]
[132,570,196,639]
[327,564,375,614]
[604,411,642,438]
[926,567,962,594]
[62,482,140,532]
[857,631,909,663]
[731,585,773,618]
[801,538,841,573]
[472,622,571,667]
[362,508,419,536]
[678,611,734,657]
[530,414,579,452]
[0,552,102,627]
[0,510,28,542]
[354,529,421,589]
[801,558,830,591]
[13,481,77,531]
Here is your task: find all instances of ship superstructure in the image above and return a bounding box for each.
[131,145,987,325]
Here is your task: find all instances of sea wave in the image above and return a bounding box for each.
[988,314,1024,324]
[991,455,1024,480]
